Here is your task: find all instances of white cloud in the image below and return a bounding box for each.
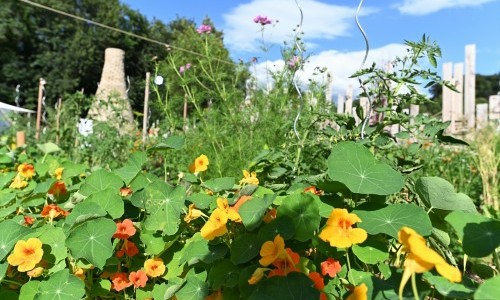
[222,0,377,52]
[395,0,496,15]
[252,43,409,98]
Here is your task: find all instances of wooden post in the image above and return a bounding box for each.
[142,72,150,145]
[337,95,345,114]
[451,63,464,132]
[16,131,25,148]
[464,44,476,129]
[55,97,62,144]
[35,78,46,140]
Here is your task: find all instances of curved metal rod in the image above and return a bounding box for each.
[355,0,373,139]
[292,0,304,140]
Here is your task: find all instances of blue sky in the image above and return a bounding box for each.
[121,0,500,94]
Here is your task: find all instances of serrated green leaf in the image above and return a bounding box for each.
[277,193,320,242]
[66,218,116,269]
[327,142,404,195]
[354,204,432,238]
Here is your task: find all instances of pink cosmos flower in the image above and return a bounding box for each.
[253,15,272,26]
[197,24,212,34]
[179,63,192,74]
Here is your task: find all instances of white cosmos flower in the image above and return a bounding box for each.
[78,118,93,137]
[154,76,164,85]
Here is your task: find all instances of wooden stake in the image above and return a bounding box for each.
[35,78,45,140]
[142,72,150,145]
[16,131,25,148]
[55,97,62,144]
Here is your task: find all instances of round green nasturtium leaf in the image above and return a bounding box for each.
[354,204,432,238]
[0,220,30,260]
[148,135,185,152]
[32,178,56,195]
[415,177,477,213]
[327,141,404,195]
[140,230,177,256]
[87,187,124,219]
[60,161,87,180]
[187,193,215,209]
[38,227,67,267]
[239,194,275,231]
[248,272,320,300]
[230,233,262,265]
[175,275,208,300]
[179,233,227,266]
[90,279,112,297]
[423,274,475,299]
[445,211,500,257]
[474,275,500,300]
[114,152,147,185]
[208,259,240,289]
[0,262,8,282]
[352,239,389,264]
[63,201,107,230]
[277,193,320,242]
[201,177,236,193]
[19,280,40,300]
[37,269,85,300]
[66,217,116,269]
[79,169,123,197]
[143,181,185,235]
[153,278,184,300]
[257,215,295,242]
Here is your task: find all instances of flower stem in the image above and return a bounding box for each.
[411,273,419,300]
[346,248,356,285]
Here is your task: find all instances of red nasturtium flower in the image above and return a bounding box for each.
[321,258,342,278]
[304,186,323,196]
[129,270,148,288]
[262,208,277,223]
[116,239,139,258]
[23,215,35,226]
[113,219,136,239]
[48,181,67,197]
[144,258,166,277]
[41,204,69,222]
[120,187,133,197]
[111,272,133,291]
[205,289,223,300]
[268,248,300,278]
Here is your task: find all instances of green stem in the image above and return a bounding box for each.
[1,279,23,286]
[411,273,420,300]
[346,248,356,285]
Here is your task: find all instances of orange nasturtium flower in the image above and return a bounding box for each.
[184,204,208,223]
[17,163,35,179]
[321,258,342,278]
[398,227,461,298]
[113,219,136,240]
[259,235,292,267]
[200,208,228,240]
[41,204,69,222]
[27,266,44,278]
[7,238,44,272]
[189,154,209,174]
[9,174,28,189]
[304,186,323,196]
[216,197,241,222]
[144,258,166,277]
[73,266,86,281]
[205,289,223,300]
[129,270,148,288]
[263,208,277,223]
[111,272,133,291]
[116,239,139,258]
[268,248,300,278]
[54,167,64,180]
[239,170,259,185]
[119,187,133,197]
[346,283,368,300]
[48,181,67,197]
[23,216,35,226]
[319,208,367,248]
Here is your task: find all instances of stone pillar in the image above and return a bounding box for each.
[442,62,453,124]
[476,104,488,128]
[489,95,500,120]
[464,44,476,129]
[452,63,464,132]
[89,48,135,133]
[324,73,333,106]
[345,85,353,115]
[337,94,345,114]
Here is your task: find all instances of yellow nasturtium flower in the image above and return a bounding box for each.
[239,170,259,186]
[398,227,461,298]
[248,267,269,285]
[200,208,228,240]
[9,174,28,189]
[319,208,367,248]
[54,167,64,180]
[259,234,291,267]
[7,238,44,272]
[184,204,207,223]
[189,154,209,174]
[346,283,368,300]
[144,258,166,278]
[17,163,35,179]
[216,197,241,223]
